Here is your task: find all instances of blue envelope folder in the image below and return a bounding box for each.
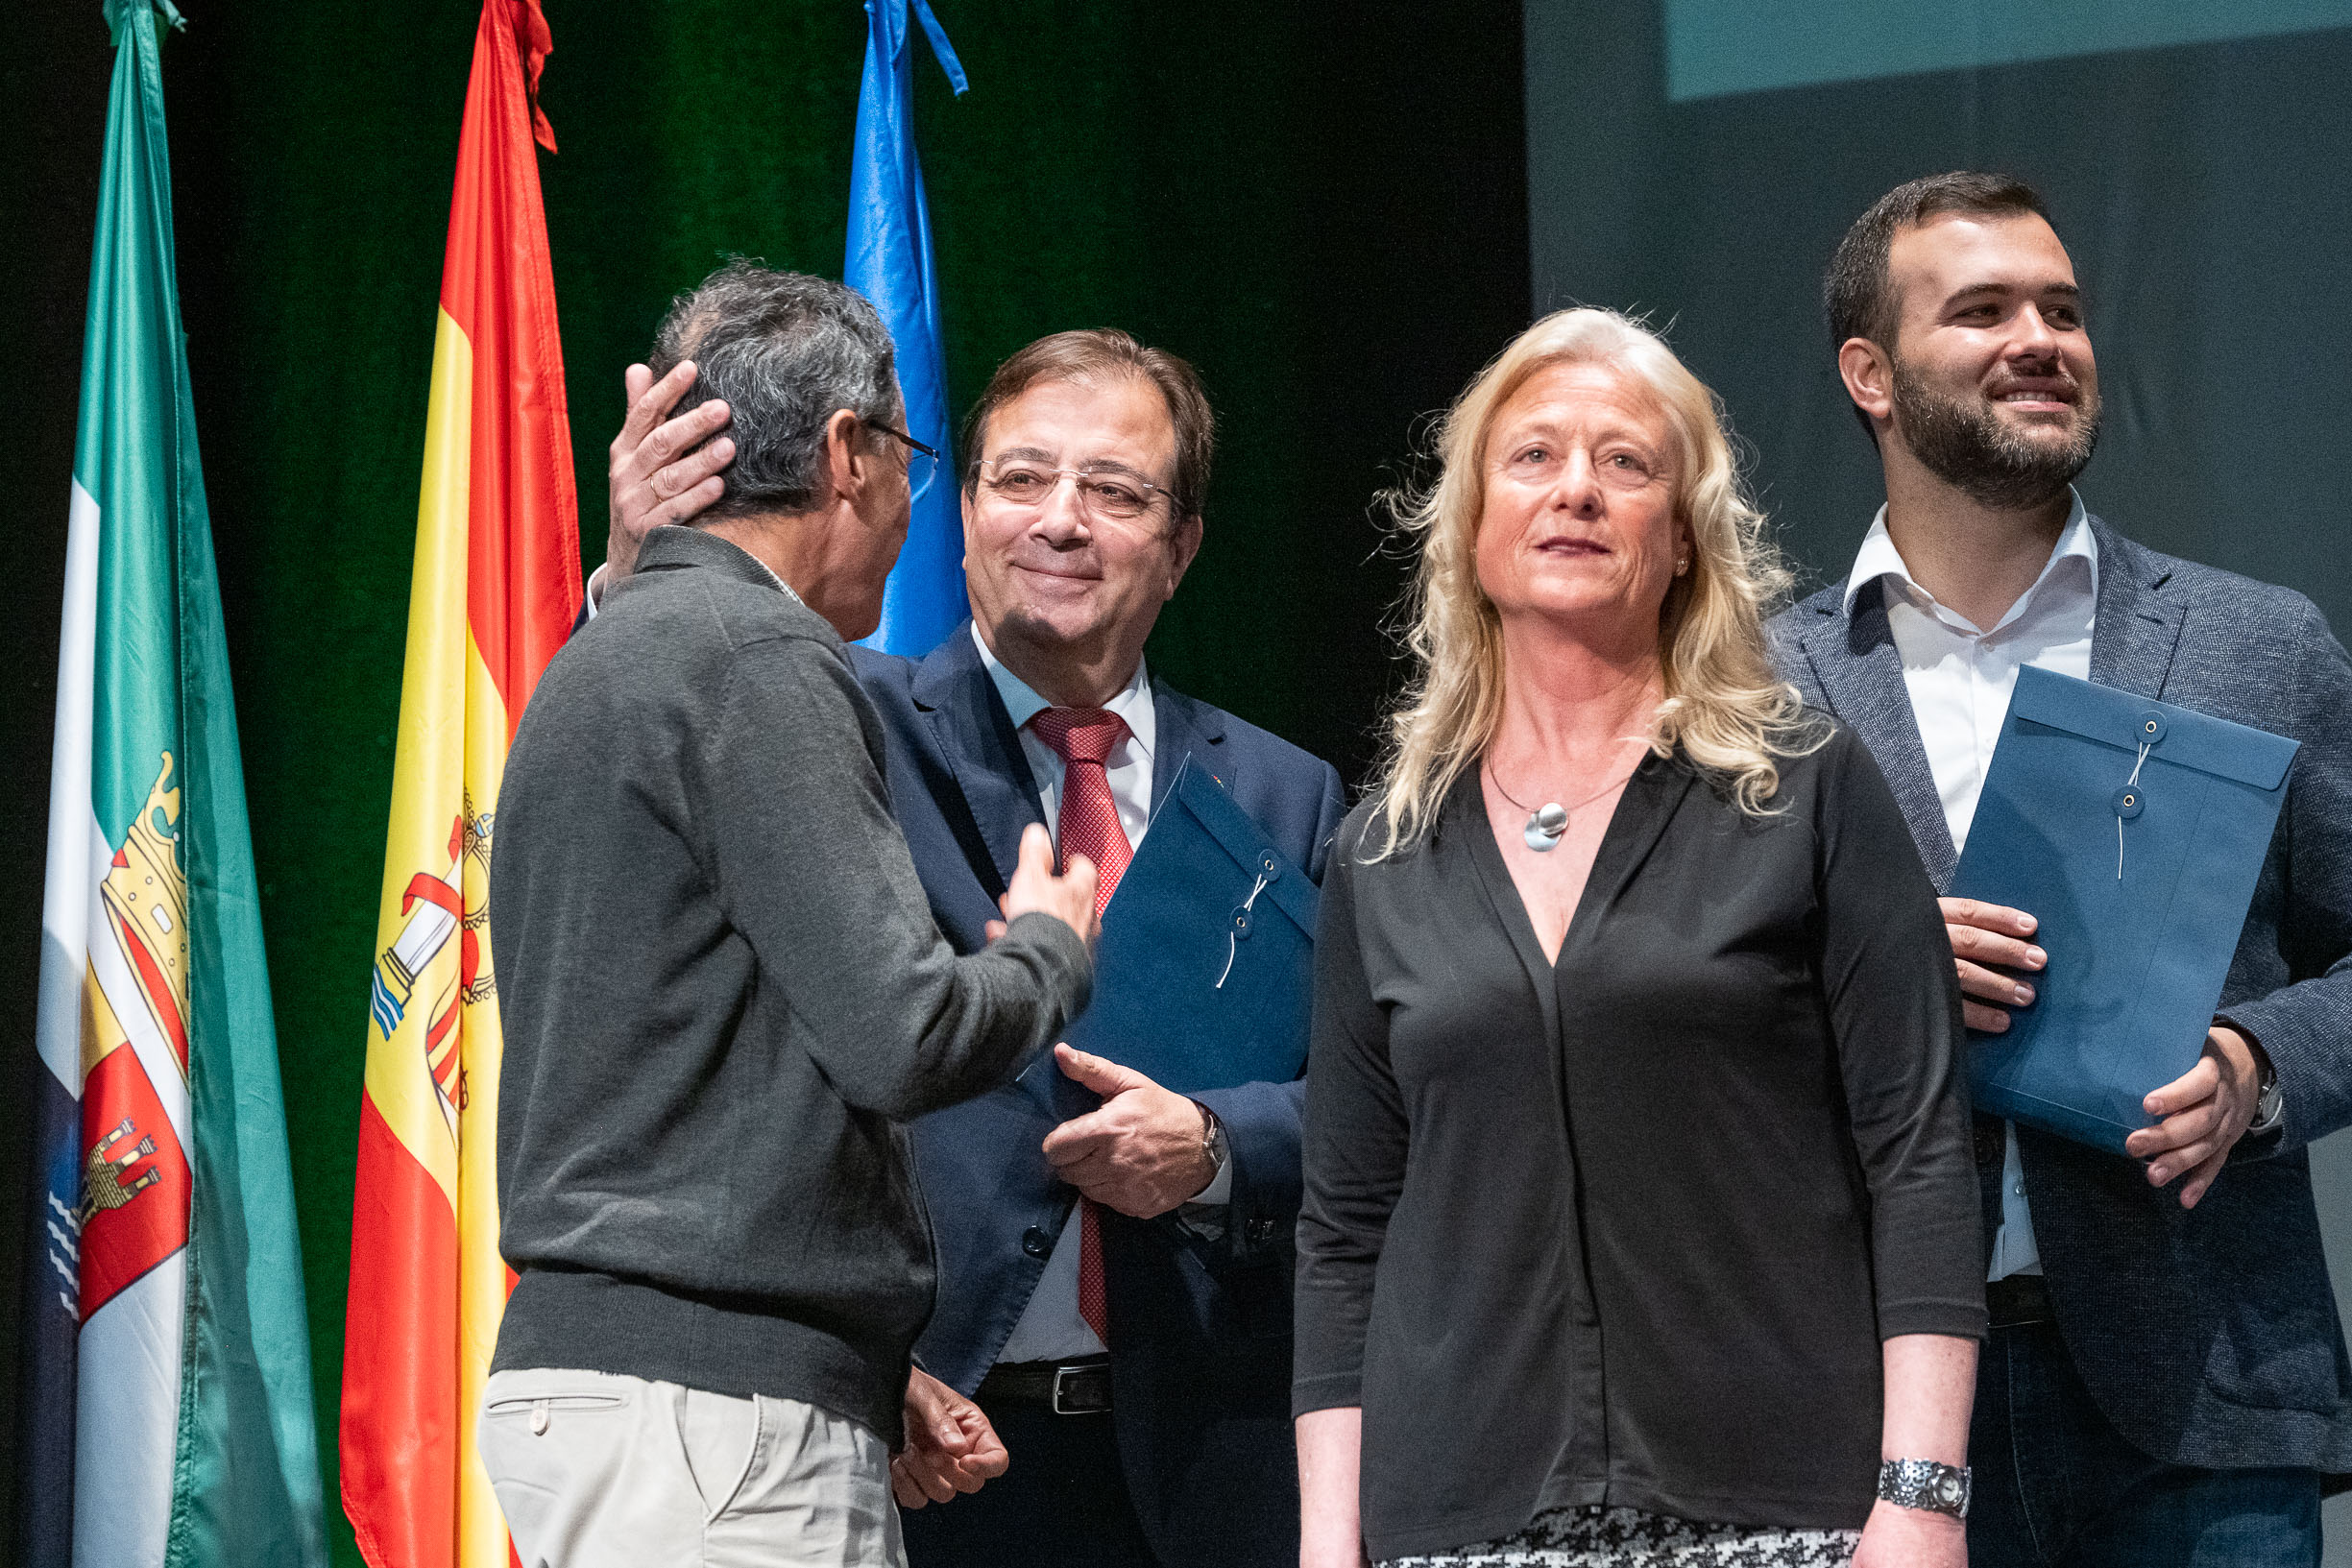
[1033,757,1319,1120]
[1951,665,2298,1153]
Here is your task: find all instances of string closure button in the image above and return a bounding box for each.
[2116,738,2155,880]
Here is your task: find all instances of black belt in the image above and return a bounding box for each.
[975,1357,1112,1415]
[1988,1273,2056,1329]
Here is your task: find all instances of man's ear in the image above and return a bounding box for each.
[1164,511,1205,599]
[821,407,867,501]
[1837,337,1895,431]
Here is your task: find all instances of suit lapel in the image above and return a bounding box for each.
[2087,518,2185,702]
[912,625,1048,896]
[1148,679,1228,820]
[1799,583,1960,887]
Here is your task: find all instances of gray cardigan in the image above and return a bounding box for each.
[1772,515,2352,1471]
[489,525,1091,1444]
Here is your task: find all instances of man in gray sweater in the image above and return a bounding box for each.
[480,265,1100,1568]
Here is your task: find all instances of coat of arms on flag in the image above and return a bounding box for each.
[21,4,326,1565]
[338,4,580,1566]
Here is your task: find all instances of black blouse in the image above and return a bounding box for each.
[1294,727,1986,1562]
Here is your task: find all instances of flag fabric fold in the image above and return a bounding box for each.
[848,0,969,657]
[20,4,327,1565]
[338,3,579,1566]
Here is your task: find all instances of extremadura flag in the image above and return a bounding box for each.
[20,3,327,1565]
[336,3,580,1565]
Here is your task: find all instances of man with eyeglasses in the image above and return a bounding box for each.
[604,327,1345,1567]
[487,265,1102,1568]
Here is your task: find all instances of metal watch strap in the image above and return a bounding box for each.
[1878,1458,1971,1518]
[2254,1061,2285,1133]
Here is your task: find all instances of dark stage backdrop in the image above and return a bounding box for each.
[0,4,1530,1559]
[1524,0,2352,622]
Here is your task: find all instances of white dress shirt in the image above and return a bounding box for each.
[1842,490,2097,1283]
[976,625,1232,1363]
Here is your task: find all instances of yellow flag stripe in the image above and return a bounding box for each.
[455,624,511,1568]
[362,307,473,1210]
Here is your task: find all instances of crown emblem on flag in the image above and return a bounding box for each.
[98,752,191,1076]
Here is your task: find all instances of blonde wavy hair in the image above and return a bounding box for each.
[1364,307,1818,860]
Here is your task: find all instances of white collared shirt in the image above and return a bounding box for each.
[975,623,1157,856]
[1843,490,2098,1283]
[977,624,1233,1364]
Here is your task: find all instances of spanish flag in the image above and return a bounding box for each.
[338,3,580,1564]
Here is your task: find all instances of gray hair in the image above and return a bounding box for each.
[648,260,901,519]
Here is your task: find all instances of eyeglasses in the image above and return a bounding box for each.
[975,457,1178,523]
[867,419,939,501]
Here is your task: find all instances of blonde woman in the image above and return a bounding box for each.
[1293,311,1985,1568]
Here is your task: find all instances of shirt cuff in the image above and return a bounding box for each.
[1188,1155,1233,1208]
[584,562,609,618]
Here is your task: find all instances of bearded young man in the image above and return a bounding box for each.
[1771,173,2352,1567]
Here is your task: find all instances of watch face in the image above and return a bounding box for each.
[1933,1474,1964,1506]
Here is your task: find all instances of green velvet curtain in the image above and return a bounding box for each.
[1,4,1529,1559]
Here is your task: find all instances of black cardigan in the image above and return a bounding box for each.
[1294,727,1986,1560]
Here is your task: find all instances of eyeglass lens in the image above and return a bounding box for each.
[982,464,1157,520]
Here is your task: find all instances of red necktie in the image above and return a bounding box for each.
[1027,706,1133,1346]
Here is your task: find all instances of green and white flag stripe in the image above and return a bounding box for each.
[24,4,326,1565]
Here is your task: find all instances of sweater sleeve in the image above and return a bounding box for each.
[1293,844,1410,1414]
[700,633,1091,1120]
[1813,729,1990,1342]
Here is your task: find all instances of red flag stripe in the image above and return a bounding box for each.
[440,0,579,736]
[341,1091,461,1568]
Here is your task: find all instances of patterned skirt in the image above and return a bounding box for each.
[1377,1504,1860,1568]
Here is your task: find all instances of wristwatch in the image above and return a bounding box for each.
[1878,1459,1971,1518]
[1194,1099,1228,1177]
[2219,1021,2284,1135]
[2252,1060,2284,1134]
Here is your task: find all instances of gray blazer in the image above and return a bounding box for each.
[1770,515,2352,1471]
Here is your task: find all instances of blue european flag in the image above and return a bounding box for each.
[848,0,969,657]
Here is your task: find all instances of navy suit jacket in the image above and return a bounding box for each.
[1771,517,2352,1471]
[850,626,1346,1566]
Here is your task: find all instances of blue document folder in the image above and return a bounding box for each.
[1951,665,2298,1153]
[1031,757,1319,1119]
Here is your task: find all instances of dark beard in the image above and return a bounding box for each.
[1890,361,2100,511]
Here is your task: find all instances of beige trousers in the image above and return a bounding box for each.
[477,1367,907,1568]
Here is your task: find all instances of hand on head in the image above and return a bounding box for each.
[605,360,733,581]
[994,822,1100,948]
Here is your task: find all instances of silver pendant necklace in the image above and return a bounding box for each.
[1485,755,1645,853]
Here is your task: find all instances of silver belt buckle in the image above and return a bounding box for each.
[1050,1363,1106,1415]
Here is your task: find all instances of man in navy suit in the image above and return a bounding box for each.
[1772,172,2352,1566]
[600,327,1344,1567]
